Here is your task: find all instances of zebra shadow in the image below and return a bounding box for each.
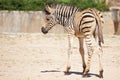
[41,70,61,73]
[41,70,99,78]
[64,71,100,78]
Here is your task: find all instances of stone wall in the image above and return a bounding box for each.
[0,11,44,33]
[102,12,114,35]
[0,11,114,34]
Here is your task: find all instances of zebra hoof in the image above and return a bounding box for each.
[64,66,71,75]
[66,66,71,72]
[99,70,103,78]
[82,69,89,77]
[82,65,86,73]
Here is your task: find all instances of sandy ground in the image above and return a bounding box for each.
[0,33,120,80]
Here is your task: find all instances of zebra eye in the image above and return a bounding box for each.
[46,17,51,21]
[46,15,51,21]
[101,15,103,18]
[46,18,49,21]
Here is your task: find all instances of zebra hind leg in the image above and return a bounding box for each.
[98,47,104,78]
[93,40,104,78]
[83,36,94,77]
[83,50,93,77]
[83,36,104,78]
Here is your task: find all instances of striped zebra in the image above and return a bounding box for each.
[41,3,104,78]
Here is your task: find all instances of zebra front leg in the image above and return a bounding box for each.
[83,36,94,77]
[65,34,73,73]
[78,38,86,73]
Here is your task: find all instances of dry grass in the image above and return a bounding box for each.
[0,33,120,80]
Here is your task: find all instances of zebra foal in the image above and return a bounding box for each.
[41,3,104,78]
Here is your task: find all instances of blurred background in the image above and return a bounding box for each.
[0,0,120,35]
[0,0,120,80]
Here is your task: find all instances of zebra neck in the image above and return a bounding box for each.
[54,5,79,27]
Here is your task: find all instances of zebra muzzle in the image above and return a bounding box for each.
[41,27,48,34]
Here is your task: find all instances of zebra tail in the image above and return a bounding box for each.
[96,17,104,46]
[94,9,104,46]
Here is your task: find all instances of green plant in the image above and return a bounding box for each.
[0,0,109,11]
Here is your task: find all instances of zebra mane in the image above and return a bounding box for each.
[44,2,80,14]
[45,2,58,8]
[44,2,57,14]
[44,2,80,26]
[46,2,75,9]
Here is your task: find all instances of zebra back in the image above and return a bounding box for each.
[74,8,104,45]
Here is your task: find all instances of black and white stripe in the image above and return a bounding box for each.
[54,4,79,30]
[44,3,103,42]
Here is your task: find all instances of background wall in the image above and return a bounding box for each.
[0,11,114,34]
[0,11,44,33]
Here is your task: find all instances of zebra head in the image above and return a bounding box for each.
[41,3,59,34]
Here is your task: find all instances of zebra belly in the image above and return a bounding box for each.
[64,27,75,35]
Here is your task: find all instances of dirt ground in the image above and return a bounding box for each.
[0,33,120,80]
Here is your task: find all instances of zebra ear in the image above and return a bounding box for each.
[45,5,53,14]
[45,4,55,14]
